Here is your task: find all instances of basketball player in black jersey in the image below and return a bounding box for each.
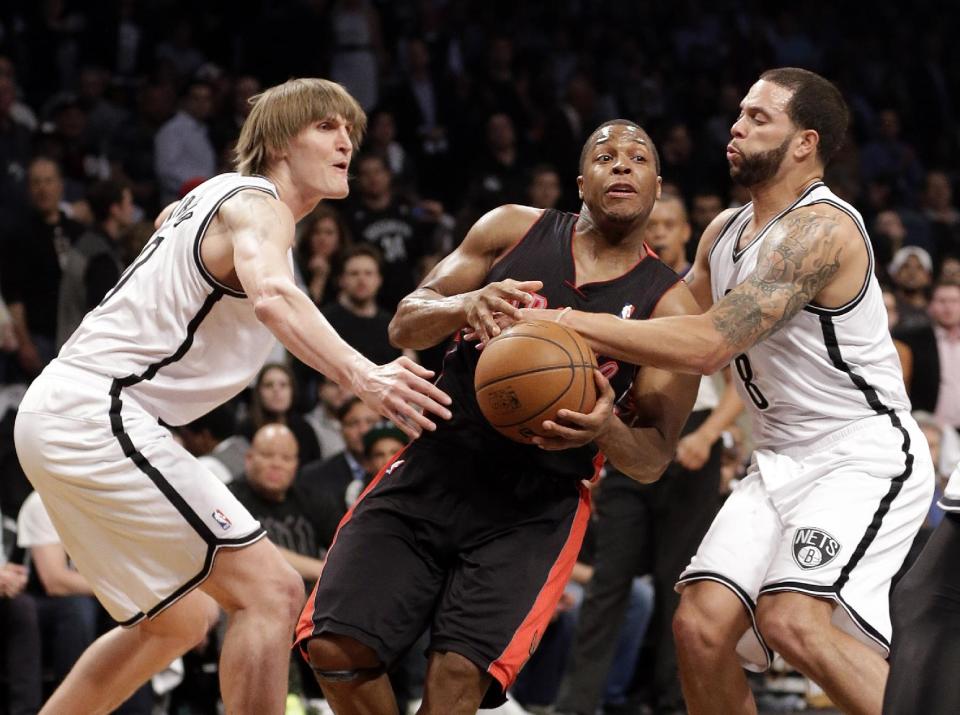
[292,120,702,714]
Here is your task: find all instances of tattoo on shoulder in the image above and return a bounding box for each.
[710,210,844,350]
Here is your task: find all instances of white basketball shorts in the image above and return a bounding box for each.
[14,362,264,625]
[677,410,934,671]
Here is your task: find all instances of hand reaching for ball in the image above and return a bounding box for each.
[532,370,616,451]
[461,279,543,344]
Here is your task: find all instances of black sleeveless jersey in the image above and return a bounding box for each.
[414,209,680,482]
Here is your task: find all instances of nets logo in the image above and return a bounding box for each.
[792,528,840,570]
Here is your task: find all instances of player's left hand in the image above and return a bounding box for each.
[533,370,615,451]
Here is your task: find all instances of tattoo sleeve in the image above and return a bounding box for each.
[709,209,843,351]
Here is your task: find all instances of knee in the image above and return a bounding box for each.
[306,634,381,673]
[249,559,305,628]
[145,595,220,649]
[755,602,824,662]
[673,596,728,661]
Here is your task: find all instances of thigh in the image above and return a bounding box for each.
[15,398,263,626]
[295,459,447,667]
[432,484,590,708]
[761,424,934,656]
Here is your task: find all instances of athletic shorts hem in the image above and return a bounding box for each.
[676,570,774,671]
[293,617,392,666]
[431,637,510,708]
[118,527,266,628]
[759,580,890,653]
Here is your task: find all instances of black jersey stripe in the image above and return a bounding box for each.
[759,580,889,651]
[731,181,824,263]
[803,198,873,317]
[108,287,265,625]
[819,315,915,593]
[193,184,278,298]
[707,204,751,264]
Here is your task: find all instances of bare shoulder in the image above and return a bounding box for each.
[217,190,294,235]
[771,203,863,250]
[465,204,544,254]
[652,279,703,319]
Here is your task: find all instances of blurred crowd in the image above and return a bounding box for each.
[1,1,960,713]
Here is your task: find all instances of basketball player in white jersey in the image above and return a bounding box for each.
[521,68,934,715]
[13,78,452,715]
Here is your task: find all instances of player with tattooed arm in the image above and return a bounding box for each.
[523,68,933,715]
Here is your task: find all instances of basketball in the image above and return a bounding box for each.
[474,319,598,443]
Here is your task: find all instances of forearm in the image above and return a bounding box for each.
[255,280,374,388]
[595,417,674,484]
[278,547,325,582]
[389,288,470,350]
[8,303,31,345]
[563,310,731,375]
[692,380,744,444]
[39,568,93,596]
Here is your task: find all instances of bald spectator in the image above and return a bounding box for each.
[229,424,325,584]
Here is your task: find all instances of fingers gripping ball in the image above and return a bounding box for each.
[474,319,597,443]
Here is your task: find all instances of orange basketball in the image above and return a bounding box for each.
[475,319,598,443]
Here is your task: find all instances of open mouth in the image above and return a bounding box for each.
[333,162,349,171]
[605,183,637,198]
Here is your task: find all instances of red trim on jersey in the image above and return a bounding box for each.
[489,208,547,270]
[570,231,653,290]
[487,483,592,691]
[588,450,606,484]
[294,444,412,652]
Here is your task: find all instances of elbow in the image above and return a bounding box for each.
[388,305,425,350]
[619,454,672,485]
[697,346,735,376]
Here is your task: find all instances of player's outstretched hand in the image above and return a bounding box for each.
[463,279,542,344]
[356,357,453,439]
[533,370,615,451]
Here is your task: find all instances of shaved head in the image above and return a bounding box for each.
[580,120,660,175]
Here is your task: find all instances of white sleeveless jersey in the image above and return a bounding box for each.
[709,182,910,449]
[57,173,281,426]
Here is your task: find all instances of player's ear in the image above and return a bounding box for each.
[795,129,819,162]
[576,175,584,200]
[655,177,662,200]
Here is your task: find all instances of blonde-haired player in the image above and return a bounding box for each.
[14,78,451,715]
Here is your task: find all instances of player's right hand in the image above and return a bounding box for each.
[355,356,453,440]
[462,279,542,344]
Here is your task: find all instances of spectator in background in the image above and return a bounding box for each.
[0,157,84,379]
[689,190,725,261]
[930,281,960,434]
[304,376,349,462]
[57,179,135,348]
[923,170,960,260]
[363,422,408,477]
[461,112,530,219]
[364,107,417,199]
[328,0,385,112]
[323,244,405,365]
[35,93,111,202]
[230,424,325,584]
[873,210,908,281]
[526,164,562,210]
[861,109,924,205]
[76,65,128,148]
[211,74,260,159]
[882,286,915,392]
[153,80,216,204]
[0,69,33,218]
[178,403,249,484]
[296,398,380,548]
[0,515,41,715]
[108,82,175,216]
[296,204,350,310]
[889,245,934,330]
[345,152,432,310]
[16,491,100,694]
[240,363,322,467]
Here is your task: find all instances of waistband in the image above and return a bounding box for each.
[771,410,912,459]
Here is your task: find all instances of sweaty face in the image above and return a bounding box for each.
[578,124,660,224]
[728,80,798,188]
[284,115,354,200]
[644,199,691,270]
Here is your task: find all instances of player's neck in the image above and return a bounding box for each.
[748,171,822,227]
[265,167,323,221]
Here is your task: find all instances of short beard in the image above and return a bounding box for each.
[730,134,792,187]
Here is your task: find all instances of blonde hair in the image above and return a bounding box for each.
[234,78,367,176]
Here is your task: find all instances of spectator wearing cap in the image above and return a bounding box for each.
[889,245,934,331]
[362,422,409,478]
[154,79,216,204]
